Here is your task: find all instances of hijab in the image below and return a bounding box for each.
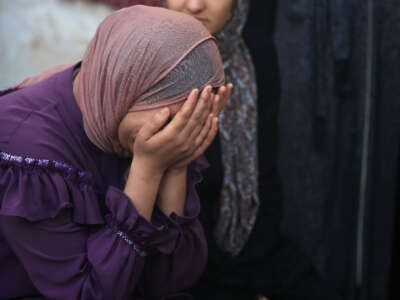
[213,0,259,256]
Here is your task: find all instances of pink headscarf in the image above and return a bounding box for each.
[14,5,224,156]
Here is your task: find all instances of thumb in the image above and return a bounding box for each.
[138,107,170,141]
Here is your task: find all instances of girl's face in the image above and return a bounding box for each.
[166,0,234,34]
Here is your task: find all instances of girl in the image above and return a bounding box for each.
[0,5,231,299]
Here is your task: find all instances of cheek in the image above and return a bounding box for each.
[166,0,184,10]
[210,1,234,33]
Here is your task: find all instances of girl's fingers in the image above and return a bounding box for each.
[138,107,170,141]
[194,114,213,147]
[181,85,212,137]
[211,94,220,117]
[214,83,232,115]
[191,116,218,159]
[169,88,199,132]
[174,116,217,167]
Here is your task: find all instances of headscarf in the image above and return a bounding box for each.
[101,0,258,256]
[213,0,259,256]
[15,6,225,157]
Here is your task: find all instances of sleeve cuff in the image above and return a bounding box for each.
[105,186,177,255]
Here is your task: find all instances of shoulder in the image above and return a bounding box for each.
[0,66,83,165]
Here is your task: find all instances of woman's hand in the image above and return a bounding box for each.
[132,85,217,174]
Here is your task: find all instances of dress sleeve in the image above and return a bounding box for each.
[138,157,208,298]
[0,153,186,300]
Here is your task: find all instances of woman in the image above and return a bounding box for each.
[0,5,231,299]
[105,1,344,299]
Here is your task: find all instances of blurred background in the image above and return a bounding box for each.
[0,0,112,88]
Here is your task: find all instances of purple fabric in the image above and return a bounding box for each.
[0,65,207,299]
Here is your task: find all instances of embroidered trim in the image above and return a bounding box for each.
[105,214,147,257]
[115,230,147,257]
[0,151,93,184]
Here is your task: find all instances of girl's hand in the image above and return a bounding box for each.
[132,85,216,174]
[155,84,232,217]
[170,83,232,170]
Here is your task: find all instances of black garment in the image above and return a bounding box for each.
[189,1,342,299]
[390,156,400,299]
[276,1,400,299]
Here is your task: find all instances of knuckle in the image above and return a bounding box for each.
[194,138,202,147]
[165,135,175,144]
[174,137,186,150]
[181,144,191,153]
[192,111,203,122]
[170,124,182,135]
[180,108,191,119]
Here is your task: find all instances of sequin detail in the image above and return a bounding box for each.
[0,151,92,184]
[115,230,147,257]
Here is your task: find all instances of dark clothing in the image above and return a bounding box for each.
[275,0,400,299]
[189,1,342,299]
[0,65,207,299]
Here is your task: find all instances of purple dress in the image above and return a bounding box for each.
[0,65,208,299]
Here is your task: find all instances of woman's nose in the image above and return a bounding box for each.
[185,0,206,14]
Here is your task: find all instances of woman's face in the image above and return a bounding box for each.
[118,101,184,153]
[166,0,234,34]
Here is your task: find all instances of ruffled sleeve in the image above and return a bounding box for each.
[0,151,103,224]
[0,151,191,299]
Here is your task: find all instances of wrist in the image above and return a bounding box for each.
[158,166,187,216]
[123,157,164,220]
[166,165,188,175]
[130,156,165,181]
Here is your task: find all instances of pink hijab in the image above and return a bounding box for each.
[15,5,224,156]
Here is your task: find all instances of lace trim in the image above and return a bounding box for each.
[0,151,93,184]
